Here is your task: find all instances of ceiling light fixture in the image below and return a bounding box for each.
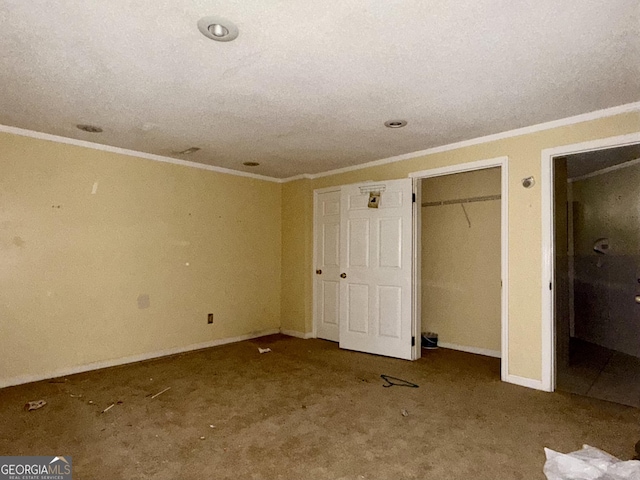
[243,162,260,167]
[198,16,239,42]
[384,120,407,128]
[77,124,103,133]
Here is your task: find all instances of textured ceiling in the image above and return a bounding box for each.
[1,0,639,179]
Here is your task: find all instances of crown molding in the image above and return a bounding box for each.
[0,124,283,183]
[2,100,638,184]
[282,101,640,182]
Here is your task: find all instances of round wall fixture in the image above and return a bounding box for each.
[198,16,239,42]
[77,124,103,133]
[384,120,407,128]
[521,176,535,188]
[243,161,260,167]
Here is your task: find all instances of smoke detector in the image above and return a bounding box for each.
[198,16,239,42]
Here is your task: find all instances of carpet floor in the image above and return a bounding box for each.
[1,334,638,479]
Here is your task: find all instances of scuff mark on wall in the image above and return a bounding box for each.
[91,182,99,195]
[137,294,150,309]
[12,236,25,247]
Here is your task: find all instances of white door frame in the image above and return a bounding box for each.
[540,132,640,392]
[409,156,510,381]
[312,186,342,340]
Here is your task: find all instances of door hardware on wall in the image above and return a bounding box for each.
[521,176,535,188]
[316,269,322,275]
[340,273,347,278]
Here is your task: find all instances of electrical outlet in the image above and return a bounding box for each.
[207,313,214,324]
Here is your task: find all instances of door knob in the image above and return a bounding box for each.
[340,273,347,278]
[316,269,322,275]
[635,295,640,304]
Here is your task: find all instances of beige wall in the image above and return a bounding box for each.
[0,133,282,385]
[280,179,313,333]
[1,110,638,387]
[421,168,501,353]
[281,111,640,381]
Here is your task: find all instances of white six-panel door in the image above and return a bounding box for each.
[338,179,413,359]
[314,190,341,342]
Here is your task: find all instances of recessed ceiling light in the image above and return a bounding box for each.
[198,16,239,42]
[77,124,103,133]
[243,162,260,167]
[384,120,407,128]
[209,24,229,37]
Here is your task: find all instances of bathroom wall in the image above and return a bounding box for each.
[572,161,640,357]
[554,158,570,368]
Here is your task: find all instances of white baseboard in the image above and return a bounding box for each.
[505,374,547,391]
[438,342,501,358]
[280,329,314,339]
[0,328,280,389]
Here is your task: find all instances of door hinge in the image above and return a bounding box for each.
[549,282,552,290]
[411,336,416,347]
[412,193,416,203]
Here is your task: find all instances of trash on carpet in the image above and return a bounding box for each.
[24,400,47,411]
[543,444,640,479]
[150,387,171,399]
[258,348,272,354]
[401,409,409,417]
[101,403,115,413]
[380,375,419,388]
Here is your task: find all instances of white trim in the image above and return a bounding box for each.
[282,173,314,182]
[504,374,546,391]
[280,329,314,339]
[500,157,510,383]
[409,156,508,179]
[0,124,282,183]
[568,157,640,182]
[438,342,501,358]
[411,178,422,360]
[3,101,638,184]
[409,156,510,383]
[0,329,280,389]
[285,102,640,182]
[540,132,640,393]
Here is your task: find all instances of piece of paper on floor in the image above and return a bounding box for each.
[258,348,272,354]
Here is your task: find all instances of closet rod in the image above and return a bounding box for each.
[422,194,501,207]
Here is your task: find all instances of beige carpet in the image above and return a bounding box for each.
[1,335,638,479]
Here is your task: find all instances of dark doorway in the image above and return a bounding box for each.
[555,143,640,407]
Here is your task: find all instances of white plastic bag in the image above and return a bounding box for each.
[544,445,640,480]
